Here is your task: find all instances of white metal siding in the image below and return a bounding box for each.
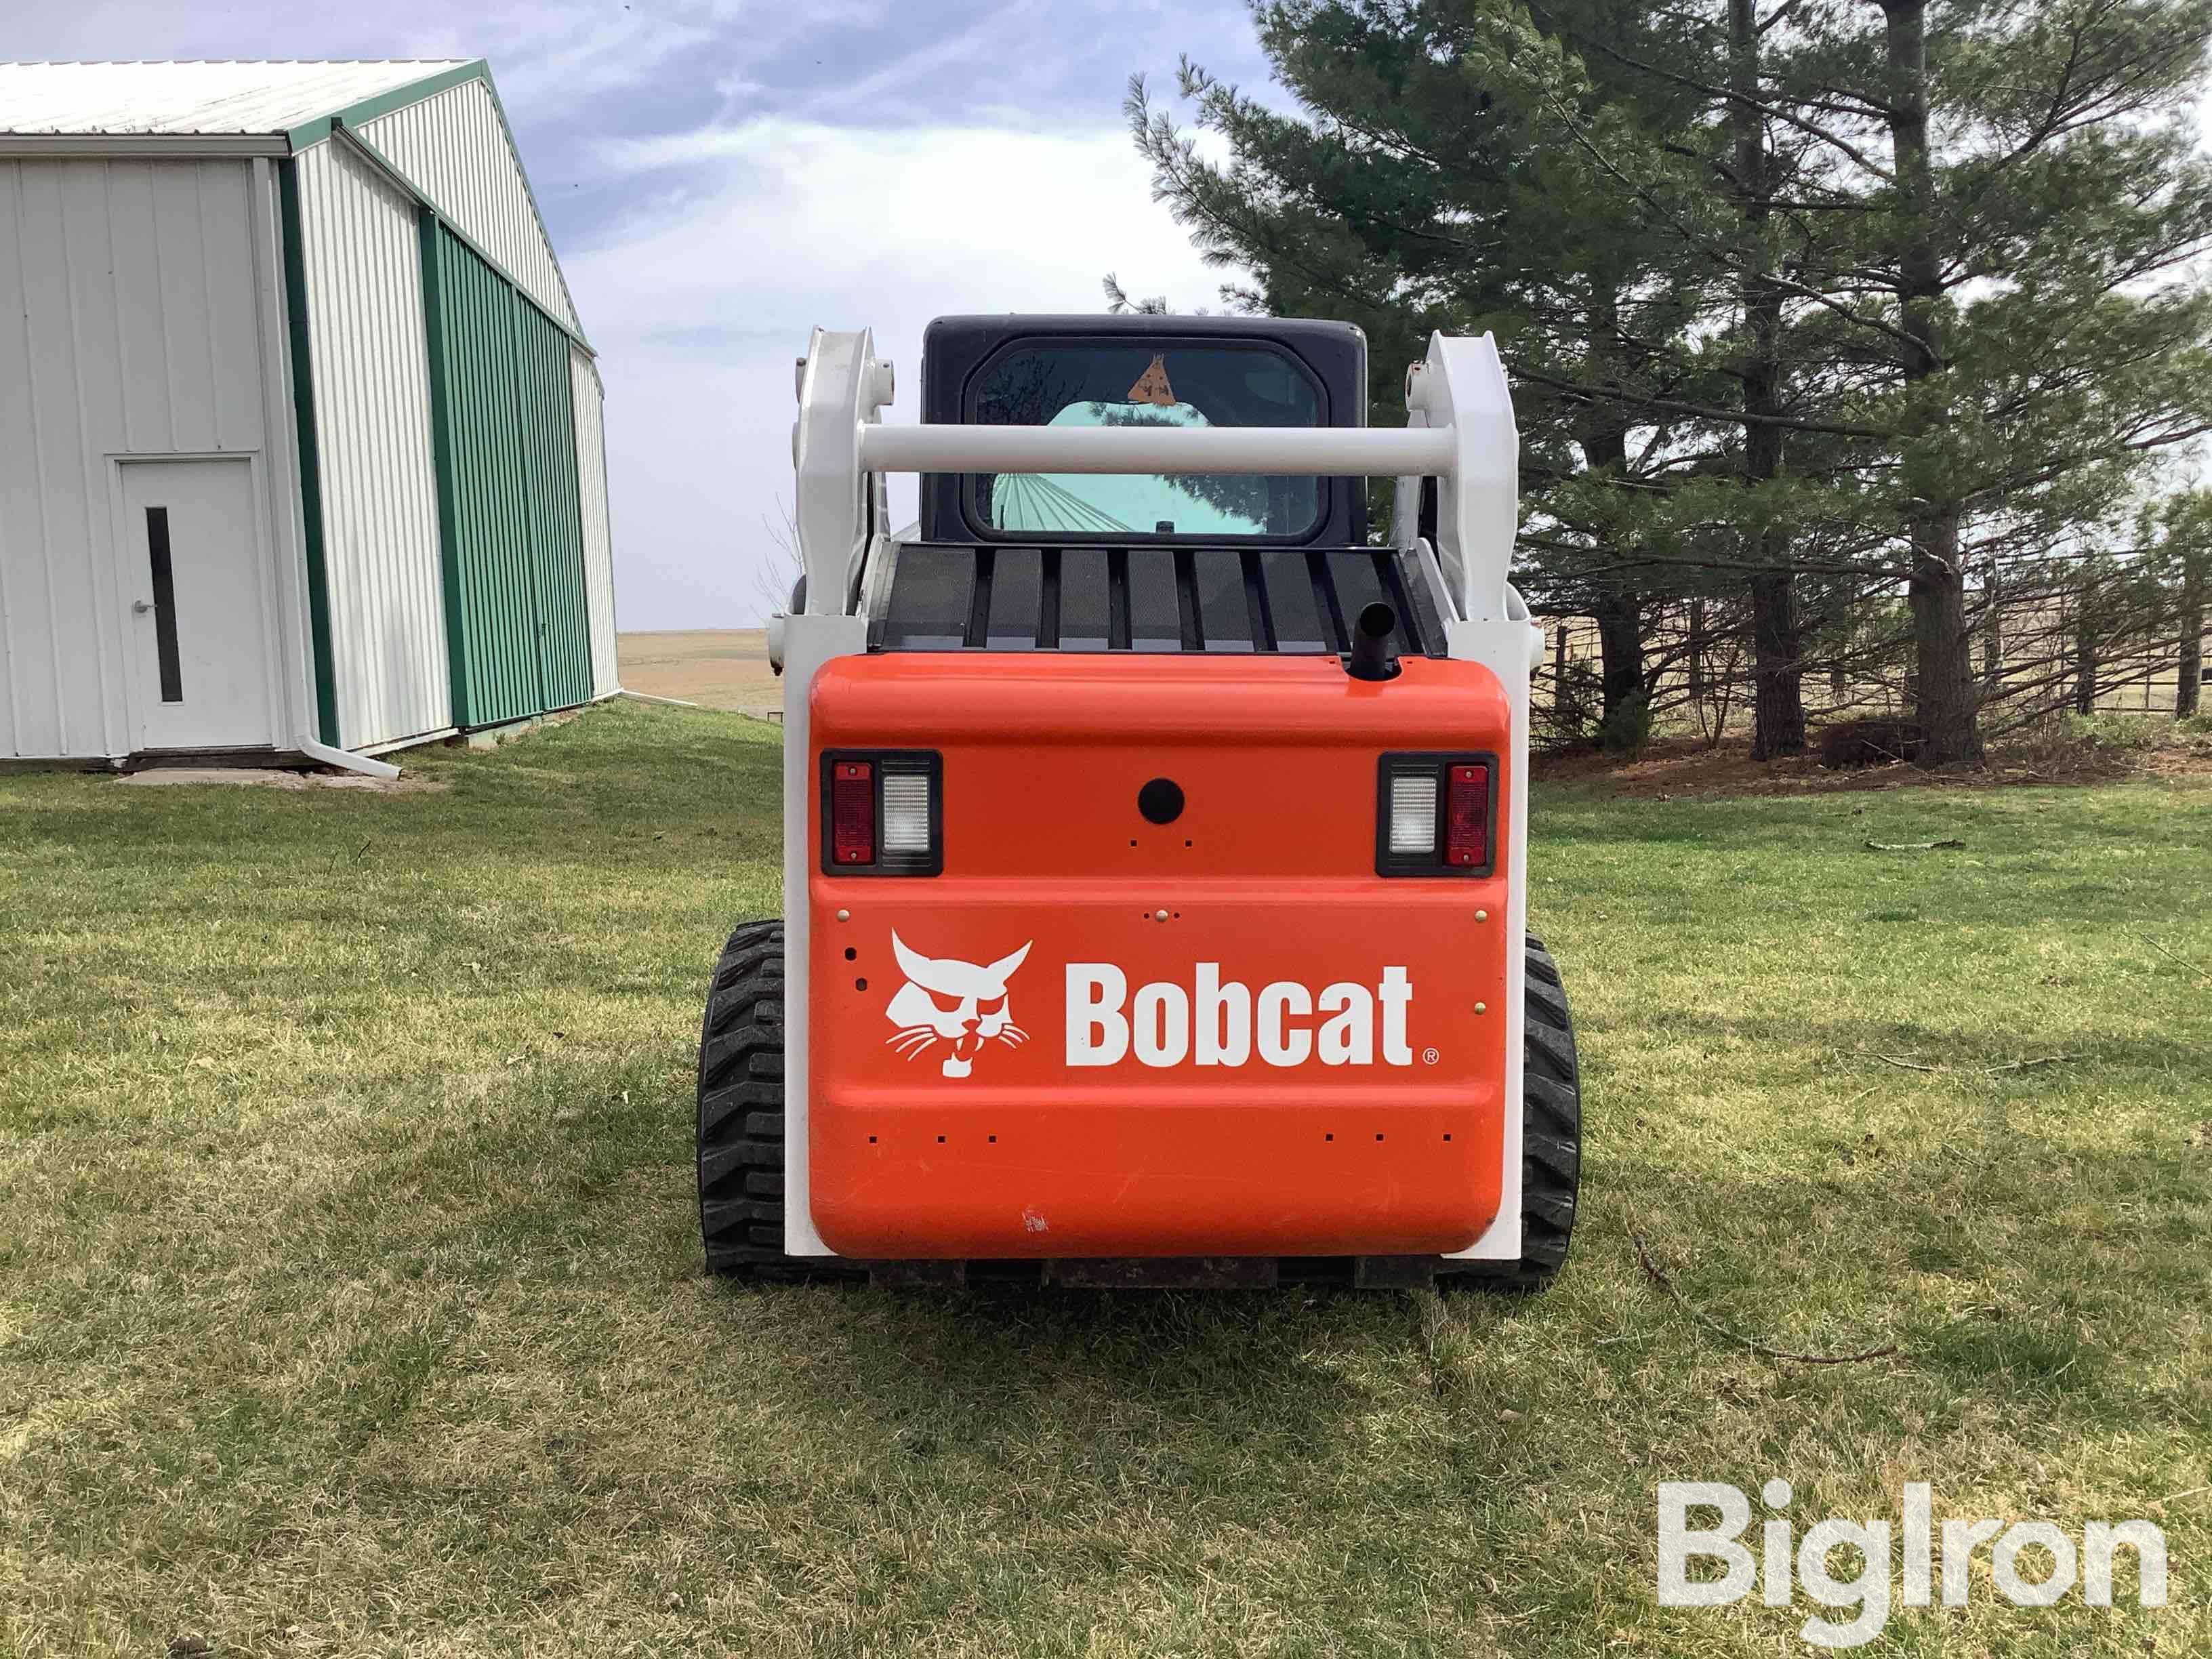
[356,79,579,333]
[570,346,619,698]
[0,157,286,758]
[293,140,451,750]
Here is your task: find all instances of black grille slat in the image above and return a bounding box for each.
[1393,548,1449,657]
[1107,547,1131,651]
[874,542,975,649]
[1128,549,1180,652]
[1060,547,1110,649]
[1174,550,1204,652]
[964,546,996,649]
[1261,550,1328,652]
[1193,549,1253,653]
[1242,550,1276,651]
[1039,548,1062,649]
[1307,550,1349,652]
[1376,550,1419,656]
[874,543,1448,657]
[987,548,1042,649]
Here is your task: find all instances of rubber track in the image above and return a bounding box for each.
[1446,934,1584,1291]
[697,920,857,1278]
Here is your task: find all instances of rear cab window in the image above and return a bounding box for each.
[963,340,1326,541]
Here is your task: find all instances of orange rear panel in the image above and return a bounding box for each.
[807,653,1511,1258]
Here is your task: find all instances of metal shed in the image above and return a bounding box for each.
[0,59,620,770]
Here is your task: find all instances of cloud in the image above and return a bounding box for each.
[581,116,1222,324]
[781,0,1061,123]
[567,115,1235,628]
[8,0,886,123]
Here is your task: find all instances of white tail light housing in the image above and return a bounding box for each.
[820,750,943,875]
[1376,753,1497,876]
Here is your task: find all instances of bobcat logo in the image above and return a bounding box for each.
[885,933,1033,1078]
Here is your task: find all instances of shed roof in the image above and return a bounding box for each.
[0,60,475,139]
[0,58,586,343]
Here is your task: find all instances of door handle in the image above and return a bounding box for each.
[131,600,155,615]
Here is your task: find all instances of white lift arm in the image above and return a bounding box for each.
[790,325,1519,624]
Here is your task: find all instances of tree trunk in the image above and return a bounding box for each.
[2179,564,2203,718]
[1749,573,1803,759]
[1881,0,1982,763]
[2074,619,2099,715]
[1686,598,1708,706]
[1734,0,1805,762]
[1593,590,1645,737]
[1908,537,1973,753]
[1982,559,2005,690]
[1577,287,1647,741]
[2074,577,2100,716]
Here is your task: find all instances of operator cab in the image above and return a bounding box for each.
[868,316,1454,661]
[918,314,1369,545]
[703,314,1577,1288]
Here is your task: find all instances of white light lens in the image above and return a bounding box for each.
[880,771,933,853]
[1388,774,1438,855]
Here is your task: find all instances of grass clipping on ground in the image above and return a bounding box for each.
[0,701,2207,1658]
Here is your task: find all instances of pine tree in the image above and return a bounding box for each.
[1133,0,2212,762]
[1128,0,1721,735]
[1729,0,1809,758]
[1516,0,2212,757]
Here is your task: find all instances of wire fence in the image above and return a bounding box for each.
[1530,563,2207,750]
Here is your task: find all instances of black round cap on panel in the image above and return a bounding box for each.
[1137,778,1185,825]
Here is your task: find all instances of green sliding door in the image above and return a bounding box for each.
[421,216,592,726]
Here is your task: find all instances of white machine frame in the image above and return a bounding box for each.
[774,326,1542,1261]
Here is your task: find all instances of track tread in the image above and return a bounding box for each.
[1444,935,1583,1294]
[696,920,859,1279]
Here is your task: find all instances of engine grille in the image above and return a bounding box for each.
[865,543,1451,658]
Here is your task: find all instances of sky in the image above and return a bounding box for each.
[12,1,1278,628]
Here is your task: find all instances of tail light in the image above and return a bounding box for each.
[820,751,943,875]
[1376,753,1497,876]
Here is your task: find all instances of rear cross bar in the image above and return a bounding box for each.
[859,424,1456,477]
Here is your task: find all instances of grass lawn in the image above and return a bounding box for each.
[2,700,2207,1657]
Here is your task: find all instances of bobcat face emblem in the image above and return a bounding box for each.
[884,933,1032,1078]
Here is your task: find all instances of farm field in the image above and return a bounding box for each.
[1,701,2208,1657]
[617,629,780,713]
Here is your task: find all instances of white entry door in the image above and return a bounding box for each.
[120,459,274,752]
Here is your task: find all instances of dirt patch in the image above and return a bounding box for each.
[119,768,449,794]
[2139,743,2212,781]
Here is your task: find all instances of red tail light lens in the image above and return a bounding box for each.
[1446,763,1490,867]
[830,760,874,865]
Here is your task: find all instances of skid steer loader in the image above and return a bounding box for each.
[697,315,1581,1290]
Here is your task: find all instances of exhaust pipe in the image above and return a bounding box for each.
[1345,600,1401,682]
